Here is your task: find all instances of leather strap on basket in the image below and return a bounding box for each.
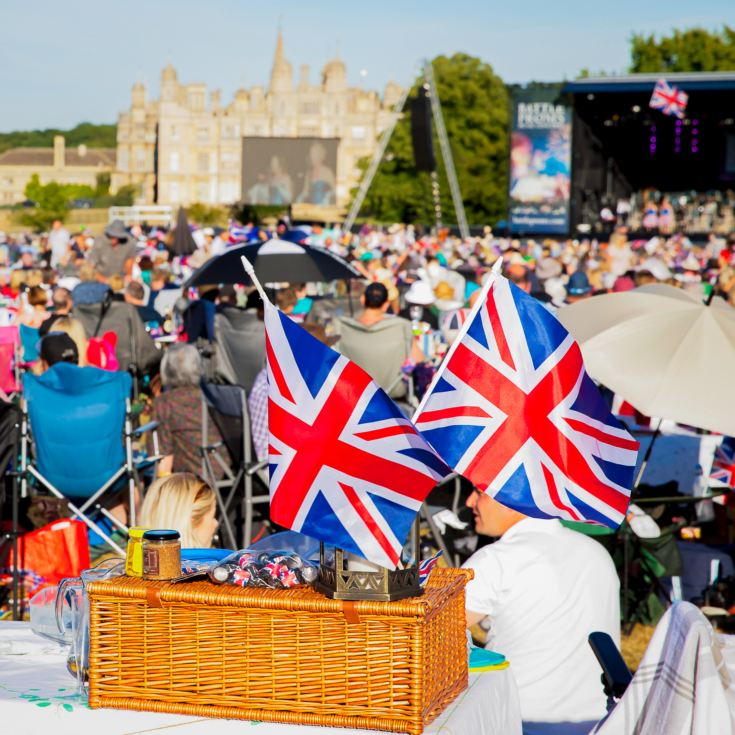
[342,601,361,625]
[146,587,163,608]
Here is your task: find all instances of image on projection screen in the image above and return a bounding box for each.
[241,137,339,206]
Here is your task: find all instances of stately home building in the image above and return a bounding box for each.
[0,136,115,205]
[112,31,401,209]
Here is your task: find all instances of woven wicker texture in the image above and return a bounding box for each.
[87,567,472,734]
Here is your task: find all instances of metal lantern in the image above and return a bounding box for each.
[314,518,422,602]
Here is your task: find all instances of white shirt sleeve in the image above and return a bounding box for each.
[462,545,506,618]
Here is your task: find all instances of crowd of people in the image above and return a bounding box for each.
[2,205,735,726]
[590,189,735,236]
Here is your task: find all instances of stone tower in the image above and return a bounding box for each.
[269,29,293,94]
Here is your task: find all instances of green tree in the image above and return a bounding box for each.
[14,174,135,230]
[95,172,111,198]
[0,122,116,155]
[188,202,228,227]
[630,26,735,73]
[356,53,509,226]
[17,174,70,230]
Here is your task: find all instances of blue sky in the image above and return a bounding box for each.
[1,0,731,131]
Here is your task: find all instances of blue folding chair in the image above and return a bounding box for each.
[20,364,154,554]
[19,324,40,363]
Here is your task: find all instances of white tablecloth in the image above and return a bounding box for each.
[0,622,521,735]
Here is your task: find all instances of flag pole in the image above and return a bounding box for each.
[411,257,503,421]
[240,255,272,306]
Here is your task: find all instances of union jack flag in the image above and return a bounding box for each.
[710,438,735,488]
[228,222,259,244]
[265,302,448,568]
[419,550,442,585]
[414,274,639,529]
[649,79,688,119]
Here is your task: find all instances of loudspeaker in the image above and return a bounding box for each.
[410,87,436,172]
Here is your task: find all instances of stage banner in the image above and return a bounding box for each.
[509,89,572,235]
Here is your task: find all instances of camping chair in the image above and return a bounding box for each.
[200,382,269,548]
[335,316,416,406]
[19,324,39,364]
[0,402,22,619]
[74,299,160,377]
[214,308,266,394]
[0,326,20,396]
[305,295,355,326]
[20,364,157,555]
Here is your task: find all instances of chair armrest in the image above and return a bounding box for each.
[201,441,225,452]
[134,421,159,436]
[246,459,269,476]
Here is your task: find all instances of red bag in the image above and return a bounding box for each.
[10,519,91,584]
[87,330,119,371]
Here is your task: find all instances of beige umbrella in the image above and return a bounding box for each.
[557,284,735,437]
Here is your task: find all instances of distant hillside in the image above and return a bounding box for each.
[0,122,117,154]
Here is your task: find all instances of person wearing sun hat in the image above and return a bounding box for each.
[89,219,137,282]
[433,281,464,313]
[676,253,702,283]
[399,280,439,329]
[565,270,593,304]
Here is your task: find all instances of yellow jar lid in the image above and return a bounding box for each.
[128,527,150,540]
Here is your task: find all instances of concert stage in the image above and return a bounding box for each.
[562,72,735,234]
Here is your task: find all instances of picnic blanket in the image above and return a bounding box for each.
[594,601,735,734]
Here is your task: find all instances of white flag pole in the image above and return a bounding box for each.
[411,257,504,422]
[240,255,272,306]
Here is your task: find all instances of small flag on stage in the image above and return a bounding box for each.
[649,79,688,119]
[414,264,639,529]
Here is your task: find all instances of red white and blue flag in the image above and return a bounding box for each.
[414,272,639,529]
[710,438,735,488]
[649,79,688,119]
[265,302,448,569]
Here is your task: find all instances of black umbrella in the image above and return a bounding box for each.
[185,239,362,287]
[170,207,198,256]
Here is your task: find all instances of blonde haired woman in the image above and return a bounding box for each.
[139,473,218,548]
[52,317,89,367]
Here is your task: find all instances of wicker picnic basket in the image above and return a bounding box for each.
[86,567,472,734]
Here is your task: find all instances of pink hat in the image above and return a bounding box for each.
[613,276,635,293]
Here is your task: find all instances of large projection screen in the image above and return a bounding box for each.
[242,137,339,206]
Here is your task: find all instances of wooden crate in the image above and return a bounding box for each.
[87,568,472,734]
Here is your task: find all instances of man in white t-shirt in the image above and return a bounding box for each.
[463,490,619,726]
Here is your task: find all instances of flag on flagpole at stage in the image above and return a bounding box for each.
[263,300,448,569]
[413,265,639,529]
[649,79,688,119]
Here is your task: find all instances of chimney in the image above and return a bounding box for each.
[53,135,65,169]
[78,144,87,158]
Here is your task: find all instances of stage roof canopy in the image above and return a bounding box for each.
[563,72,735,94]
